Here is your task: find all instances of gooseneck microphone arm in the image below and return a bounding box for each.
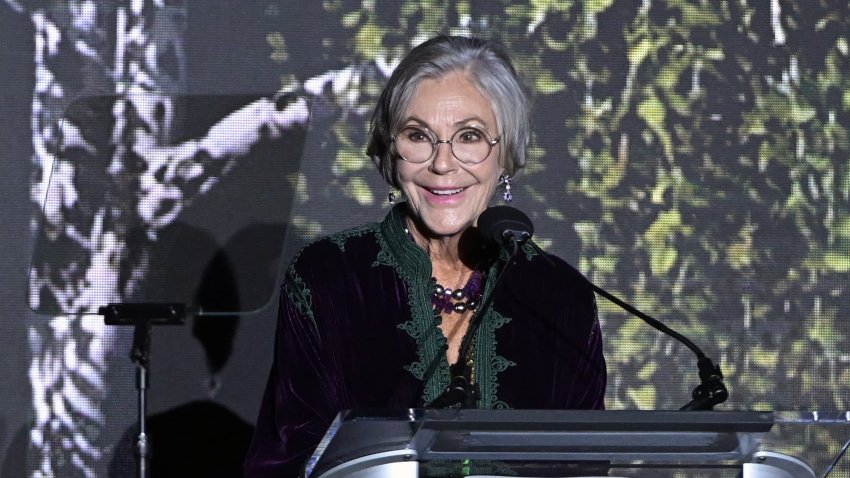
[525,240,729,410]
[584,276,728,410]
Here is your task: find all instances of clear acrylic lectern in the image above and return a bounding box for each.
[304,409,850,478]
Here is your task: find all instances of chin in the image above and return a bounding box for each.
[420,216,475,238]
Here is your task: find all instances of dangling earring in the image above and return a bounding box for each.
[388,188,399,204]
[499,174,513,202]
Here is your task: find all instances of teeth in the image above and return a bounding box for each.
[430,188,464,195]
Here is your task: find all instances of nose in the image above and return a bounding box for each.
[429,139,456,174]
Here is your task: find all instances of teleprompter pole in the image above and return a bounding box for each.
[100,303,186,478]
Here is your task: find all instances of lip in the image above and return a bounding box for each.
[420,185,469,205]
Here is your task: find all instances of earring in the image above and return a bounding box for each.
[500,174,513,202]
[388,188,398,204]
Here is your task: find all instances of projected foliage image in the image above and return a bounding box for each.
[263,0,850,412]
[9,0,850,476]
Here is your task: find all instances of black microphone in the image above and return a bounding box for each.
[479,206,728,410]
[477,205,534,255]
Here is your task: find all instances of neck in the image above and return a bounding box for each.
[404,216,481,281]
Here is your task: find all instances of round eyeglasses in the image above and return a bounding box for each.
[391,126,501,164]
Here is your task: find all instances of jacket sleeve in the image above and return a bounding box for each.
[243,255,337,478]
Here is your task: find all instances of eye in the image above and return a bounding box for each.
[455,127,484,143]
[403,127,432,143]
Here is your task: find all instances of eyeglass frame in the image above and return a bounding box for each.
[390,125,502,164]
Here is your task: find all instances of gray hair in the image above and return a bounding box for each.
[366,35,530,188]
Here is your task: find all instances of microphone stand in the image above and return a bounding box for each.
[526,242,728,411]
[427,235,524,409]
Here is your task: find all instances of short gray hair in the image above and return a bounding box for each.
[366,35,530,188]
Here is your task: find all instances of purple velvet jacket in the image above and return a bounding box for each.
[243,204,606,477]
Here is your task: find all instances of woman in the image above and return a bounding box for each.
[244,35,606,477]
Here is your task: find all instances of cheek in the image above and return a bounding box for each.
[390,160,402,188]
[395,163,414,189]
[476,167,502,197]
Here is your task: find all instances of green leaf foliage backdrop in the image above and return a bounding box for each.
[267,0,850,414]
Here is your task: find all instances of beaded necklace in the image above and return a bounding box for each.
[431,271,484,314]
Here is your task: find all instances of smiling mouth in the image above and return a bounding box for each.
[428,187,466,196]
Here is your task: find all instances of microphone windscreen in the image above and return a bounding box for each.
[477,206,534,244]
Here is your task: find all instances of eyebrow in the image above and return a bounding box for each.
[404,115,492,130]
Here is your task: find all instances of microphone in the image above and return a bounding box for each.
[478,206,729,411]
[477,205,534,255]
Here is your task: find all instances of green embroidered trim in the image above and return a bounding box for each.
[373,241,397,269]
[283,255,319,339]
[328,223,374,251]
[465,245,535,409]
[375,204,519,408]
[472,265,517,409]
[379,205,450,404]
[284,222,379,341]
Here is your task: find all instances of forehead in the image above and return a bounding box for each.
[403,71,497,128]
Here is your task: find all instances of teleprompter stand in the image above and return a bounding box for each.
[100,303,187,478]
